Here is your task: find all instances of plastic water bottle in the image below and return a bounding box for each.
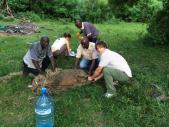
[35,87,54,127]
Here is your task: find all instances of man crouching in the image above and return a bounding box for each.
[23,36,55,76]
[88,41,132,98]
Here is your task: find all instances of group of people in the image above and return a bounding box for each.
[22,20,132,98]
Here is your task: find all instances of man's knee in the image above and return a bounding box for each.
[103,67,110,75]
[79,62,87,69]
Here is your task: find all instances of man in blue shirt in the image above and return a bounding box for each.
[23,36,55,76]
[75,20,99,43]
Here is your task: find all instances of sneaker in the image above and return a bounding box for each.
[104,92,117,98]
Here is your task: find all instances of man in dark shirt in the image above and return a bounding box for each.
[75,20,99,43]
[23,36,55,76]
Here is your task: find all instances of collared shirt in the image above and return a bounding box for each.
[23,42,53,69]
[81,22,84,30]
[99,49,132,77]
[76,42,98,60]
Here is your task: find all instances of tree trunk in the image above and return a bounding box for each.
[0,0,13,17]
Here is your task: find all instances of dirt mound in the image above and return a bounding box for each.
[32,68,89,94]
[0,22,39,35]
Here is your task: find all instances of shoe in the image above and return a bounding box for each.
[22,68,29,76]
[104,92,116,98]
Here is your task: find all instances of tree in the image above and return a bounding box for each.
[0,0,13,17]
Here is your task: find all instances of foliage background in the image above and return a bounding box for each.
[4,0,168,45]
[147,0,169,45]
[4,0,163,23]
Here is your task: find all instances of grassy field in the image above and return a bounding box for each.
[0,20,169,127]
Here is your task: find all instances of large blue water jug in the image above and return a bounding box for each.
[35,87,54,127]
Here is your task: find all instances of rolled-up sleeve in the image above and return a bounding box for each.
[76,45,82,58]
[30,44,39,60]
[92,50,97,59]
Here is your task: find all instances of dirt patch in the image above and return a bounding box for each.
[0,72,22,83]
[32,68,89,94]
[0,22,39,35]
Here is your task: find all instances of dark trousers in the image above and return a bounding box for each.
[23,56,51,76]
[88,37,98,43]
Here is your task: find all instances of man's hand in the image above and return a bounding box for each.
[88,71,92,76]
[88,76,94,81]
[39,69,46,75]
[75,58,80,69]
[52,67,55,72]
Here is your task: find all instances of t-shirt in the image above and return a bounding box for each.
[51,37,66,52]
[99,49,132,77]
[23,42,53,69]
[76,42,98,60]
[81,22,99,38]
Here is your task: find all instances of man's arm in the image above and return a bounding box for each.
[88,59,96,76]
[49,56,55,71]
[88,66,103,81]
[32,59,42,72]
[75,45,81,69]
[75,58,80,69]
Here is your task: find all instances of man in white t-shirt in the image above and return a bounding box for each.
[88,41,132,98]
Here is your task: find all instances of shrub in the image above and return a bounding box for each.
[147,8,169,45]
[7,0,114,22]
[108,0,163,22]
[108,0,138,21]
[16,11,41,22]
[128,0,163,22]
[9,0,30,12]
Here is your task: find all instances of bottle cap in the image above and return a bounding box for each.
[41,87,47,94]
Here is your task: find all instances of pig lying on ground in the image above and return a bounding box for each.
[32,68,89,94]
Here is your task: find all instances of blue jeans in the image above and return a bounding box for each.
[79,58,99,71]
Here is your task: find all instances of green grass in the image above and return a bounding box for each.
[0,20,169,127]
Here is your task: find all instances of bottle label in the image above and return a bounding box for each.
[35,109,51,115]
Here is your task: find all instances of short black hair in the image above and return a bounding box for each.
[40,36,49,43]
[95,41,108,49]
[63,32,71,38]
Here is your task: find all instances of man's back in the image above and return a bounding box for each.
[83,22,99,37]
[99,49,132,77]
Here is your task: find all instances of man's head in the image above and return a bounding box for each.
[75,20,82,29]
[40,36,49,49]
[80,37,89,49]
[95,41,107,54]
